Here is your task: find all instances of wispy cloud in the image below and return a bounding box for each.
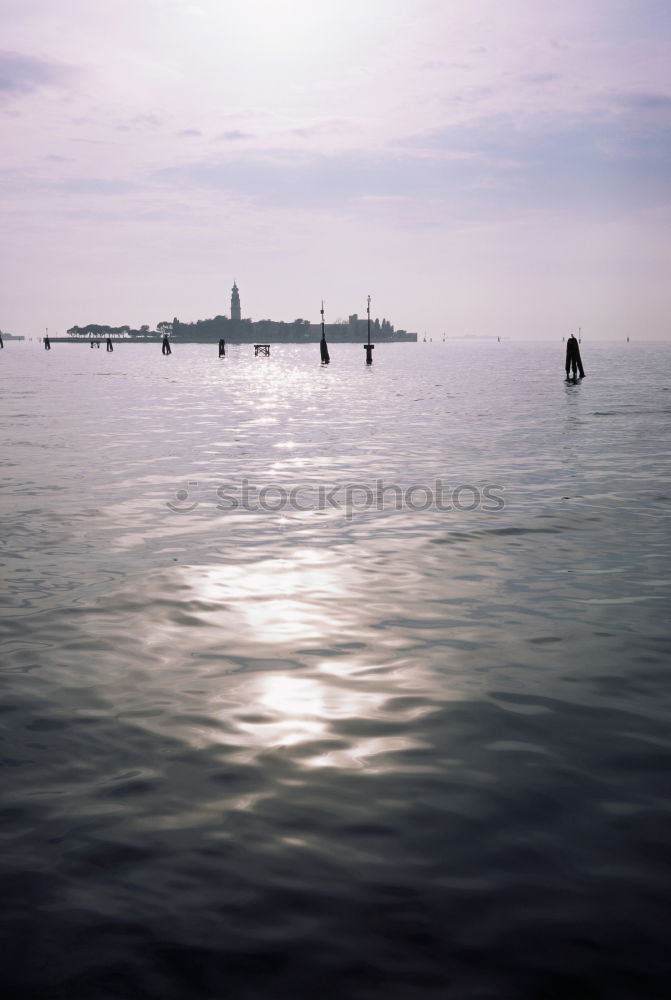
[216,130,252,141]
[519,73,560,85]
[617,91,671,112]
[0,49,74,97]
[152,92,671,229]
[115,114,164,132]
[54,177,137,196]
[292,119,351,139]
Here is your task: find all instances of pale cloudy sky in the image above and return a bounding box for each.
[2,0,670,339]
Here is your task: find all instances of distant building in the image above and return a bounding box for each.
[231,281,241,322]
[167,280,418,342]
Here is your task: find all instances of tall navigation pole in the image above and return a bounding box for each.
[364,295,374,365]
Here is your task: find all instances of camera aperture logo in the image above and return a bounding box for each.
[167,479,505,518]
[166,480,200,513]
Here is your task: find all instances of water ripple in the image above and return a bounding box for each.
[1,341,670,998]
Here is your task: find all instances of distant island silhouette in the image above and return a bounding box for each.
[64,282,417,344]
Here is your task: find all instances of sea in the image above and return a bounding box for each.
[1,338,670,999]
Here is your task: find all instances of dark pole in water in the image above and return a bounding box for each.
[565,333,585,380]
[364,295,374,365]
[44,328,51,351]
[576,327,584,374]
[320,301,330,364]
[162,334,171,355]
[0,330,3,348]
[106,337,113,352]
[219,338,226,358]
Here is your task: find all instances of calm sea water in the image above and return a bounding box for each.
[1,339,670,999]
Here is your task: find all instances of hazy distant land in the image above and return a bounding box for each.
[57,312,417,344]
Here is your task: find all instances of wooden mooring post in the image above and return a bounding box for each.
[364,295,374,364]
[320,301,330,364]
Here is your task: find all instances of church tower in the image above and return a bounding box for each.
[231,281,241,322]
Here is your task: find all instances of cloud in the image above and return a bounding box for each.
[618,91,671,112]
[115,114,164,132]
[0,50,74,97]
[520,73,560,85]
[216,130,252,141]
[54,178,137,195]
[179,128,202,137]
[152,149,504,224]
[404,100,671,167]
[152,98,671,227]
[292,119,351,139]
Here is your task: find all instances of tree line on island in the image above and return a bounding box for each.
[67,321,175,339]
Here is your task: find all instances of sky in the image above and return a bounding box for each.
[2,0,670,340]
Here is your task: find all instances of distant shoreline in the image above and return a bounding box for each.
[45,335,418,345]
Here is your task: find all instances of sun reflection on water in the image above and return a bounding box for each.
[161,548,434,770]
[190,547,355,645]
[255,675,328,746]
[228,669,429,770]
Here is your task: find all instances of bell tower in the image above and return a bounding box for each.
[231,281,241,322]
